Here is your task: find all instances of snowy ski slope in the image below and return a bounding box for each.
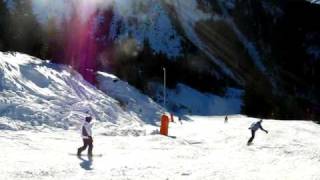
[1,116,320,179]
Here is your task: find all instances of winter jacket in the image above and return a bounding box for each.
[81,121,92,139]
[249,121,263,131]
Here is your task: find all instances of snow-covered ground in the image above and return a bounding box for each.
[1,115,320,180]
[1,52,320,179]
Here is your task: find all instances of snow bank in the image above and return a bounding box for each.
[0,52,144,133]
[96,71,164,125]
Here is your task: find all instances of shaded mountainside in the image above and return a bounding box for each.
[108,0,320,120]
[222,0,320,119]
[0,0,320,120]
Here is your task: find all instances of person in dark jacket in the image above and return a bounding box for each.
[247,119,268,145]
[77,116,93,156]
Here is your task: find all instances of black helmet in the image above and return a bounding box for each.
[85,116,92,122]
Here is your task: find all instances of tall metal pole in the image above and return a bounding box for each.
[163,67,166,109]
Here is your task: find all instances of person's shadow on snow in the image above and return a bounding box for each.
[78,156,93,171]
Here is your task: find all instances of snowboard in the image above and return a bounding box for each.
[69,153,103,157]
[247,142,253,146]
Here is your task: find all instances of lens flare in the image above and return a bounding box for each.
[31,0,114,84]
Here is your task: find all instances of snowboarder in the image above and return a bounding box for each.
[247,119,268,145]
[77,116,93,157]
[224,115,228,123]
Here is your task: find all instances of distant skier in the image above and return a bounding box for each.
[224,115,228,123]
[77,116,93,157]
[247,119,268,145]
[178,116,183,125]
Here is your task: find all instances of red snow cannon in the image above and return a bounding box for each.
[160,114,170,136]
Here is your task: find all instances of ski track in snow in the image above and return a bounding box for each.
[1,116,320,179]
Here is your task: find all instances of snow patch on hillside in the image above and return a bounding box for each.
[152,82,243,116]
[168,84,243,115]
[223,0,236,10]
[261,1,284,17]
[307,0,320,5]
[109,0,183,58]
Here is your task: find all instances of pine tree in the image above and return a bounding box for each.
[0,1,9,50]
[5,0,45,57]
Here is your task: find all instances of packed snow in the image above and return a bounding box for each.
[1,116,320,179]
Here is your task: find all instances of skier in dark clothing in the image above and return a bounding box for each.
[247,119,268,145]
[224,115,228,123]
[77,116,93,156]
